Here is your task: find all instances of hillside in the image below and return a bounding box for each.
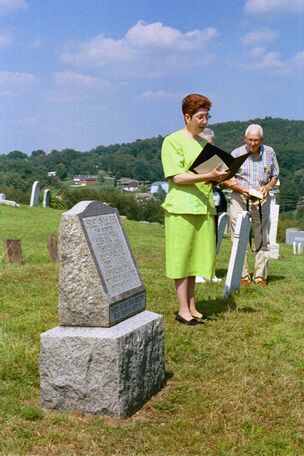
[0,117,303,212]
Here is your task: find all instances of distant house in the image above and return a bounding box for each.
[116,178,139,192]
[135,193,156,202]
[150,181,169,194]
[73,175,97,186]
[47,171,56,177]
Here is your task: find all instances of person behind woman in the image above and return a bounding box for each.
[195,127,227,284]
[161,94,228,325]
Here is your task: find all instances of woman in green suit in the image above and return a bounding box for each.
[161,94,228,325]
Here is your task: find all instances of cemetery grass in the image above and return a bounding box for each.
[0,205,304,456]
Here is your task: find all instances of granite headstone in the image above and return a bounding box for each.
[40,201,165,418]
[58,201,146,327]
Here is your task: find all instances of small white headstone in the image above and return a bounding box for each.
[0,200,19,207]
[269,203,279,244]
[0,193,5,201]
[286,228,300,244]
[42,189,51,207]
[269,243,280,260]
[30,181,40,207]
[223,211,251,299]
[216,212,228,254]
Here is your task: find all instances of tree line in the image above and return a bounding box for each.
[0,117,303,215]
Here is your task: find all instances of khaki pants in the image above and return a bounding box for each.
[229,192,270,280]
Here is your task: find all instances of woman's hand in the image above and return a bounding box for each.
[205,164,229,183]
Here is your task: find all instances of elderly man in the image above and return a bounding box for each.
[224,124,279,286]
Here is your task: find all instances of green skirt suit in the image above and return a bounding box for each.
[161,130,216,279]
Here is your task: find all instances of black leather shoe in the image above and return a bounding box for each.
[192,314,211,322]
[175,314,202,325]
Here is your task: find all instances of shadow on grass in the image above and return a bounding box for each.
[238,306,257,313]
[267,274,285,284]
[197,294,237,317]
[214,267,227,279]
[165,371,174,382]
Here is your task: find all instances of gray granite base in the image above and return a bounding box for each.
[39,311,165,418]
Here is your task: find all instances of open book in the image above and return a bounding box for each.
[189,143,251,180]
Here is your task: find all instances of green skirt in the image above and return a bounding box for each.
[165,212,216,279]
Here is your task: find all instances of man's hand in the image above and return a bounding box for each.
[258,185,269,198]
[222,178,250,197]
[241,188,250,198]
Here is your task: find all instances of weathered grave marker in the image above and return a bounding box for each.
[3,239,22,264]
[43,189,51,208]
[286,228,301,244]
[269,202,280,259]
[216,212,228,254]
[58,201,146,327]
[30,181,40,207]
[223,211,250,299]
[47,234,58,261]
[40,201,165,418]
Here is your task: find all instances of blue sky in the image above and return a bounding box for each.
[0,0,303,153]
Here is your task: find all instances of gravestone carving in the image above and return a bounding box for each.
[223,211,250,299]
[40,201,165,418]
[58,201,146,327]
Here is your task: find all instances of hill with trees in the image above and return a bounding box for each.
[0,117,303,215]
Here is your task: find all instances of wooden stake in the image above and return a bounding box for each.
[47,234,59,261]
[3,239,22,264]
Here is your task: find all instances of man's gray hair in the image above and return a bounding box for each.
[200,127,215,144]
[245,124,263,138]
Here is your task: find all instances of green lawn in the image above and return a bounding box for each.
[0,204,303,455]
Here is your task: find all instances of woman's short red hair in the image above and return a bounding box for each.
[182,93,212,117]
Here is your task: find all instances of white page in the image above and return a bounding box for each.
[193,154,229,174]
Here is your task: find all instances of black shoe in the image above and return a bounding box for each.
[192,316,210,322]
[175,314,202,325]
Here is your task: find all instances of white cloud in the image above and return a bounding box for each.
[0,0,28,15]
[245,0,304,14]
[6,116,38,126]
[0,71,38,95]
[138,90,180,102]
[59,21,218,76]
[125,21,217,51]
[291,51,304,66]
[0,30,14,47]
[30,38,43,49]
[242,48,304,74]
[242,29,278,46]
[53,71,110,89]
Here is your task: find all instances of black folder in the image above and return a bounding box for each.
[189,143,251,180]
